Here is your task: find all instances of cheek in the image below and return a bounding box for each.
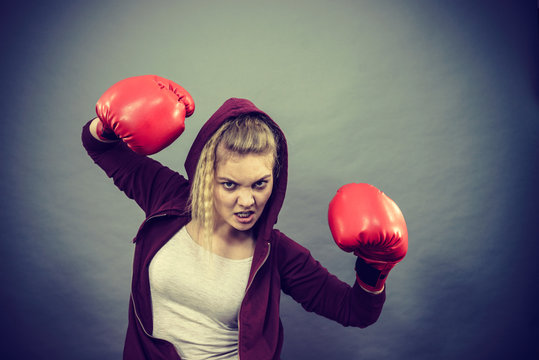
[213,189,230,210]
[257,188,273,208]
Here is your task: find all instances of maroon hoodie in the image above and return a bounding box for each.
[82,98,385,359]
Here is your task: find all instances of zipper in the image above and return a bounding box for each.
[237,242,271,360]
[131,292,156,338]
[133,210,264,358]
[143,212,169,227]
[132,212,169,243]
[131,211,171,334]
[147,213,168,221]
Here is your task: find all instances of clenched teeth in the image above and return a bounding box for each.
[236,211,253,218]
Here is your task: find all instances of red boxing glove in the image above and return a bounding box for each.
[95,75,195,155]
[328,183,408,292]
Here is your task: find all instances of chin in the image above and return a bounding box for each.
[232,223,255,232]
[230,218,258,232]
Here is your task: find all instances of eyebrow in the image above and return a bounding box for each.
[216,174,272,183]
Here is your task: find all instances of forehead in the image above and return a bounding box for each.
[215,147,274,178]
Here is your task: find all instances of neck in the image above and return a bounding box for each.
[186,219,254,246]
[186,219,255,260]
[216,221,253,243]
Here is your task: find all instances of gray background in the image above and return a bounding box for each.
[1,0,538,359]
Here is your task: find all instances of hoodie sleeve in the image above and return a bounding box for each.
[81,120,190,217]
[275,231,385,328]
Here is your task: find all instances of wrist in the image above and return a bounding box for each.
[90,117,119,142]
[359,283,385,295]
[354,256,388,293]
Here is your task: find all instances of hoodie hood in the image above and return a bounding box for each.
[184,98,288,241]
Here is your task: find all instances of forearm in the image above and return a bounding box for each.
[81,119,153,211]
[312,271,386,328]
[81,119,190,216]
[278,235,386,328]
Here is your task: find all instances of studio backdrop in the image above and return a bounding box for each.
[1,1,538,359]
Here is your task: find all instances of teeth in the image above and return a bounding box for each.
[236,212,252,218]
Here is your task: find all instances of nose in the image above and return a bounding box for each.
[237,188,255,208]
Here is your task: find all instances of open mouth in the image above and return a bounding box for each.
[235,211,254,218]
[234,211,255,223]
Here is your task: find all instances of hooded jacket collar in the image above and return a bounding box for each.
[184,98,288,242]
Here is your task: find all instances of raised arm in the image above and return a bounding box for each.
[82,75,195,216]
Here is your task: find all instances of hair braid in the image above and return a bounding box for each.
[187,114,279,256]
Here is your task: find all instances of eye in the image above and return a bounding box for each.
[222,181,236,190]
[253,180,268,190]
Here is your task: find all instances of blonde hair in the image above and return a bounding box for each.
[188,114,280,252]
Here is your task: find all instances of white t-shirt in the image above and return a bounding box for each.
[149,226,252,359]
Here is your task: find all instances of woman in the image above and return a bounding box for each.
[82,75,407,359]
